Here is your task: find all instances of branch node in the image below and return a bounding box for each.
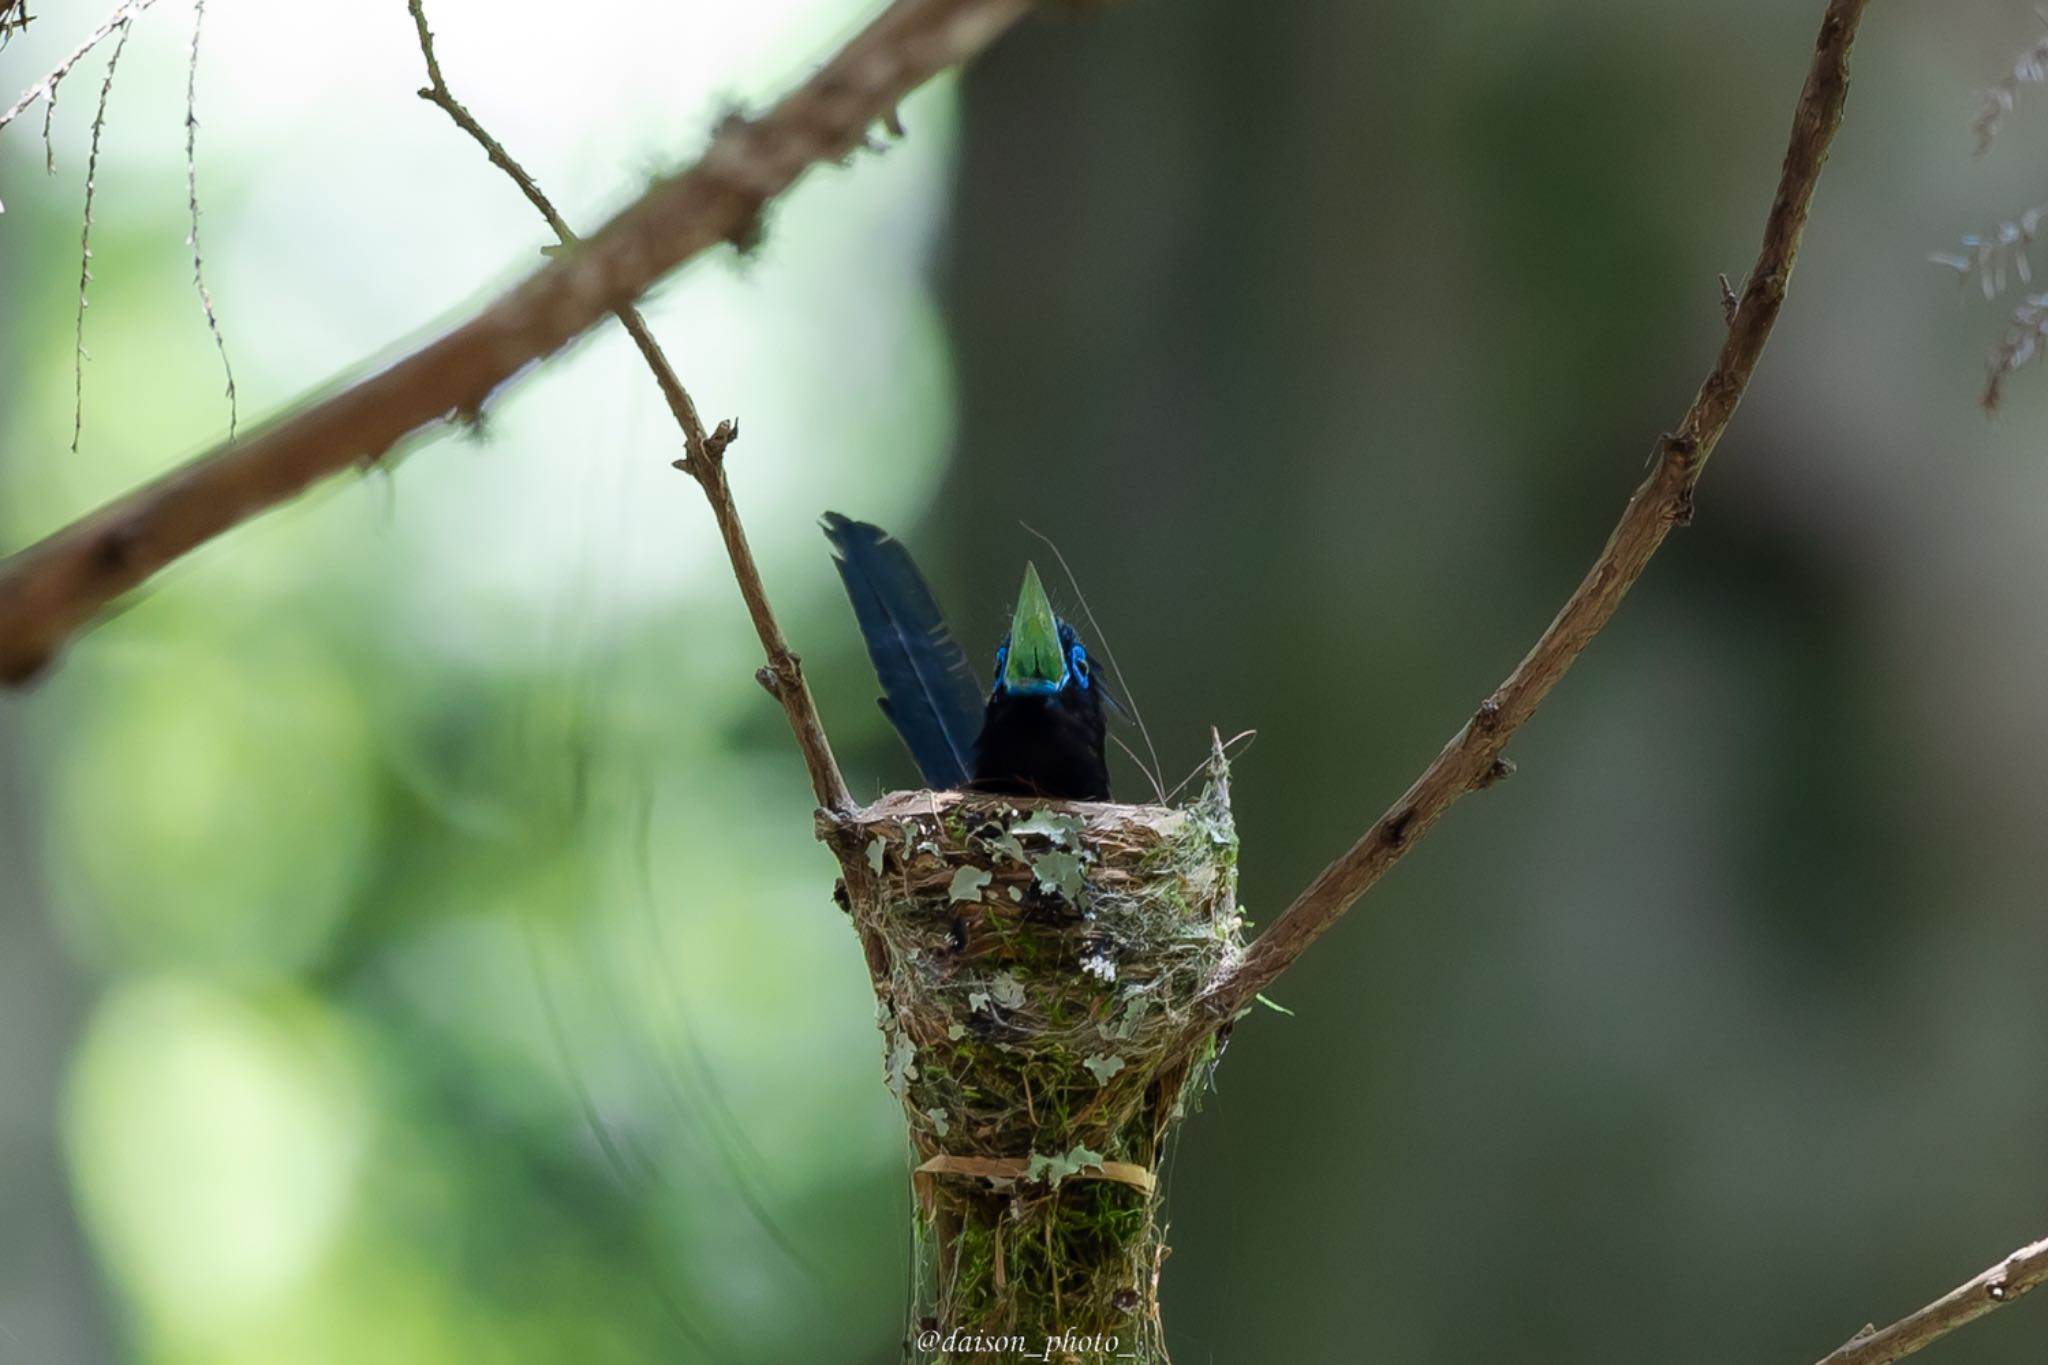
[705,416,739,463]
[756,665,783,698]
[1472,697,1503,733]
[1671,485,1697,527]
[1477,756,1516,790]
[91,519,140,574]
[1718,270,1739,323]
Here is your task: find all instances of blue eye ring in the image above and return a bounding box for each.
[1069,642,1090,688]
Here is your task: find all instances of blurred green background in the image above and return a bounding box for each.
[6,0,2048,1361]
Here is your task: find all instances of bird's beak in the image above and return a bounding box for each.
[1002,562,1067,695]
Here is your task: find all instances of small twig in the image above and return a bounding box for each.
[72,13,134,452]
[0,2,34,52]
[1814,1236,2048,1365]
[1718,271,1740,323]
[0,0,155,207]
[406,0,851,814]
[183,0,236,440]
[1183,0,1873,1040]
[0,0,1039,685]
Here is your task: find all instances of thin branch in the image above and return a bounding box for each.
[183,0,236,440]
[406,0,851,814]
[1186,0,1873,1037]
[1815,1236,2048,1365]
[0,0,1037,686]
[72,13,133,452]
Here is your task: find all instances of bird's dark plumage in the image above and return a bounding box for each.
[821,513,983,790]
[822,515,1113,801]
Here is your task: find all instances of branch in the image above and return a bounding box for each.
[1816,1236,2048,1365]
[0,0,1035,685]
[405,0,850,814]
[1191,0,1873,1033]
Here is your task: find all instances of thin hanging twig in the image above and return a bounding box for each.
[71,13,135,451]
[183,0,237,439]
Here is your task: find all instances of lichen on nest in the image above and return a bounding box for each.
[819,761,1244,1363]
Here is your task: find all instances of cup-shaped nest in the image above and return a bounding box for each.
[819,771,1243,1361]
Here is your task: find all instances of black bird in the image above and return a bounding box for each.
[822,513,1111,801]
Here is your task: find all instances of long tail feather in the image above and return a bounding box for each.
[821,512,983,790]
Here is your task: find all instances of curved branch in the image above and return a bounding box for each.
[1193,0,1873,1032]
[0,0,1034,685]
[1816,1236,2048,1365]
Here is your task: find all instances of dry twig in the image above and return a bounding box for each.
[0,0,1037,685]
[405,0,850,813]
[71,12,134,451]
[1185,0,1874,1035]
[1815,1236,2048,1365]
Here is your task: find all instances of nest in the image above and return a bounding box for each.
[818,762,1243,1364]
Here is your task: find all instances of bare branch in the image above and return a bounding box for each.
[0,0,1037,686]
[1186,0,1873,1036]
[406,0,851,814]
[1815,1236,2048,1365]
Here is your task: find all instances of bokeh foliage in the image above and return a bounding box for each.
[7,2,2048,1364]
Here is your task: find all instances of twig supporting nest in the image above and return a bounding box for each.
[818,761,1243,1363]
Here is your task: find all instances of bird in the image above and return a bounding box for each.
[822,513,1111,801]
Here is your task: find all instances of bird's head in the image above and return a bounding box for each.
[991,561,1094,700]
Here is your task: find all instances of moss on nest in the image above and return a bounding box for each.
[820,763,1243,1363]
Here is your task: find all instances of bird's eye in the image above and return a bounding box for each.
[1069,643,1090,687]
